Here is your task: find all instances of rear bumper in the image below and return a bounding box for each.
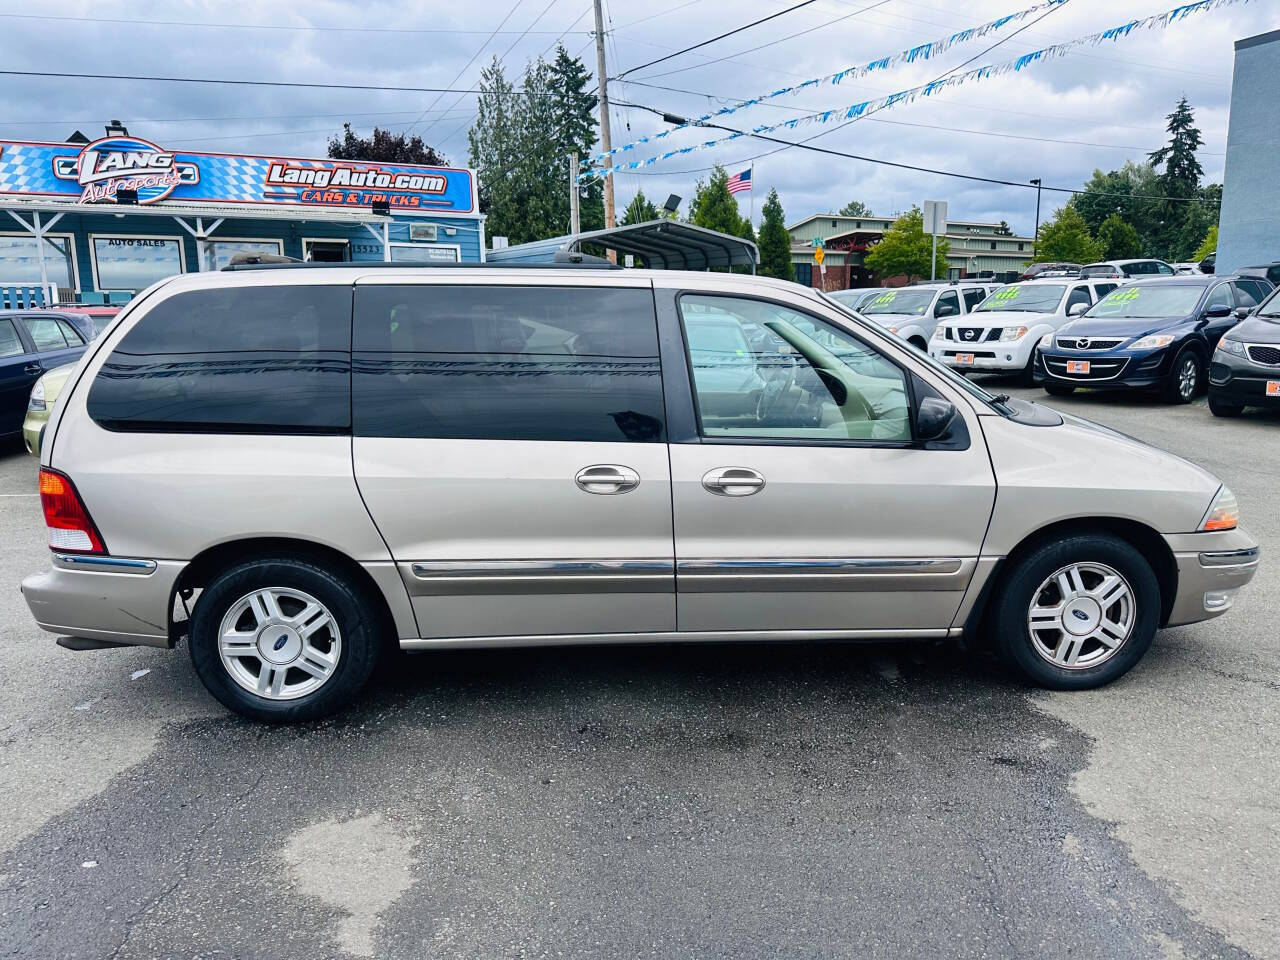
[20,555,184,648]
[1162,528,1260,627]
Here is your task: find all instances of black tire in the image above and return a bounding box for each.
[1043,381,1075,397]
[992,533,1160,690]
[1016,352,1038,387]
[1208,393,1244,417]
[1162,348,1202,404]
[189,557,383,722]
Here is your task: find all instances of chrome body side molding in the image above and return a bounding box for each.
[400,626,963,650]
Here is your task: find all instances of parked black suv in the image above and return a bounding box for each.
[1209,283,1280,416]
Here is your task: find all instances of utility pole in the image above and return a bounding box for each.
[1029,178,1042,260]
[593,0,616,236]
[569,152,581,235]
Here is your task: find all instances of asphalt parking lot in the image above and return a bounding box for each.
[1,383,1277,960]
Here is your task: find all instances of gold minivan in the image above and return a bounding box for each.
[21,265,1259,721]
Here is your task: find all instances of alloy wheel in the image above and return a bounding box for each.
[1026,562,1135,669]
[1178,355,1198,400]
[217,587,343,700]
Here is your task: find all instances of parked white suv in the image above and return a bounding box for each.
[856,282,998,350]
[20,264,1258,721]
[1081,259,1176,279]
[931,278,1122,382]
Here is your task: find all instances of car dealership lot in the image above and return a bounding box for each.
[1,386,1277,959]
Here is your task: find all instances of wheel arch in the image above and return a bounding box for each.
[170,537,403,647]
[966,516,1178,639]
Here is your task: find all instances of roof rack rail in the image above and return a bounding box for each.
[222,259,623,272]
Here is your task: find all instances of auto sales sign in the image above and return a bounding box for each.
[0,138,476,212]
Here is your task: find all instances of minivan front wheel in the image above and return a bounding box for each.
[992,534,1160,690]
[189,558,382,722]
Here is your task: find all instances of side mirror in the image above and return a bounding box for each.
[917,397,957,442]
[1234,306,1252,320]
[1068,302,1089,317]
[935,304,959,318]
[1205,304,1232,318]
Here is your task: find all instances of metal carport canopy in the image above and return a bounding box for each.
[488,219,758,272]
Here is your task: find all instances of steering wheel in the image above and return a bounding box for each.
[755,353,797,422]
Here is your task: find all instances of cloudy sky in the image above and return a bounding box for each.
[0,0,1273,236]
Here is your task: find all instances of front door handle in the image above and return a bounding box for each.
[24,363,42,375]
[702,466,766,497]
[575,464,640,495]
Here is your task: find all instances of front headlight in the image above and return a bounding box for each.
[27,379,46,412]
[1038,333,1053,349]
[1000,326,1029,341]
[1216,337,1245,356]
[1130,334,1176,350]
[931,326,945,340]
[1200,486,1239,531]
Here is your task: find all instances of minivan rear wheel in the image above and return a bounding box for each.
[189,558,382,722]
[992,533,1160,690]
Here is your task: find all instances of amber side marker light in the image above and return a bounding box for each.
[39,467,107,554]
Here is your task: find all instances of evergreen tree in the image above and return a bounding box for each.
[689,165,755,272]
[620,190,659,225]
[1034,206,1103,264]
[864,207,948,281]
[838,199,872,217]
[1096,214,1143,260]
[468,58,520,241]
[1147,97,1206,260]
[550,45,605,232]
[995,220,1013,236]
[757,188,794,282]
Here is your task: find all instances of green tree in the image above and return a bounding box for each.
[1193,223,1218,262]
[757,188,794,282]
[550,45,605,232]
[1034,205,1104,264]
[688,165,755,272]
[864,207,949,281]
[995,220,1013,236]
[328,124,447,165]
[1147,97,1207,260]
[1096,213,1142,260]
[838,199,872,217]
[468,57,521,241]
[620,190,659,225]
[1069,161,1161,247]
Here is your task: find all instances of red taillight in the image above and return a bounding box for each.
[39,468,107,554]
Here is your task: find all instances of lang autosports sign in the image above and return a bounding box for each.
[0,138,476,212]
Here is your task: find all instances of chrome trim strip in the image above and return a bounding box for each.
[1198,547,1261,568]
[401,626,962,650]
[405,559,674,596]
[676,557,972,593]
[53,554,157,574]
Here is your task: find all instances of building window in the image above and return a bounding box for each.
[389,243,461,263]
[831,220,837,227]
[990,241,997,250]
[200,239,283,271]
[1018,242,1025,251]
[795,263,812,286]
[0,233,77,292]
[92,235,184,292]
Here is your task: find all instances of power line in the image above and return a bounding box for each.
[0,110,472,128]
[630,0,894,81]
[615,0,824,79]
[0,11,592,36]
[406,0,528,136]
[0,69,506,94]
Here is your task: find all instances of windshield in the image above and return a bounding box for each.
[1256,287,1280,319]
[827,289,881,310]
[976,284,1065,313]
[859,289,935,315]
[820,291,1004,409]
[1087,284,1205,318]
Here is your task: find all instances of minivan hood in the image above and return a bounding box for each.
[1058,316,1185,339]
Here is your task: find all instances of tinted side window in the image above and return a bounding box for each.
[1093,282,1118,298]
[1205,283,1233,311]
[1231,282,1258,309]
[87,285,352,433]
[353,285,664,442]
[0,319,24,358]
[1066,286,1092,311]
[935,291,960,316]
[962,288,985,311]
[55,318,85,345]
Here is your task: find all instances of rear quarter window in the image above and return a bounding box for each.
[86,285,352,433]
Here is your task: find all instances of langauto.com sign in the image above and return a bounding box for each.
[0,139,476,212]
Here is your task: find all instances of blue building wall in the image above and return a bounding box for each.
[1217,29,1280,275]
[38,211,483,294]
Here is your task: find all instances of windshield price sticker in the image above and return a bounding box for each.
[992,287,1021,301]
[871,291,897,306]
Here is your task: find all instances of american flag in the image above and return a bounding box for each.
[726,167,752,195]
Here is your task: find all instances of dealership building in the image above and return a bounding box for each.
[0,128,485,305]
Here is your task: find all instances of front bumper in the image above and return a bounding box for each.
[932,338,1036,371]
[1035,347,1172,389]
[1161,528,1260,627]
[1208,357,1280,408]
[20,555,184,648]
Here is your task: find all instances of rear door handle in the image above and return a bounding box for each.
[702,466,766,496]
[575,464,640,495]
[24,363,42,375]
